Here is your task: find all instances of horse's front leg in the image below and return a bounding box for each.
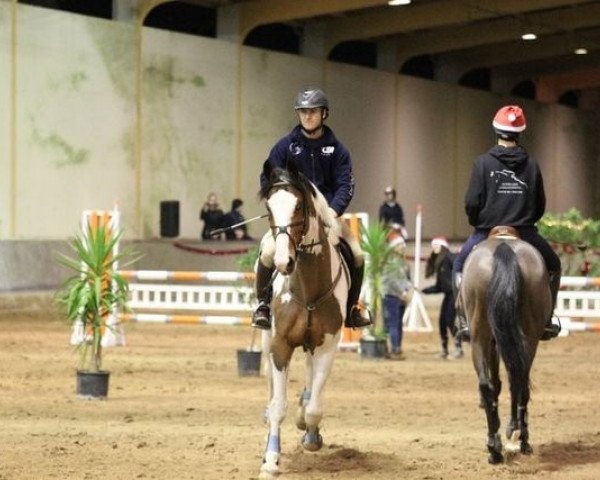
[260,354,289,477]
[301,334,339,451]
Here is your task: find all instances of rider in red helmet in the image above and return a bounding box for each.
[252,88,372,331]
[453,105,561,341]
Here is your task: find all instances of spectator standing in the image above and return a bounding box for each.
[222,198,253,240]
[379,186,407,238]
[200,192,224,240]
[382,234,411,360]
[423,237,463,359]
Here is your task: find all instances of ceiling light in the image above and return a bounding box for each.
[574,48,588,55]
[521,32,537,41]
[388,0,411,5]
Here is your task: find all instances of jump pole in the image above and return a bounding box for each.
[403,204,433,332]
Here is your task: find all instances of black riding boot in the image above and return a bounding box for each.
[251,260,275,330]
[540,270,561,341]
[345,262,373,329]
[452,272,470,341]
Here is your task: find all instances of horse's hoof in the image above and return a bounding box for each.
[302,431,323,451]
[488,451,504,464]
[521,442,533,455]
[260,452,280,478]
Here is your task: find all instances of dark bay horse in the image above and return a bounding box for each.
[458,230,552,464]
[258,159,349,477]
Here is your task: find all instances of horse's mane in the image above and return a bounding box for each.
[259,166,337,230]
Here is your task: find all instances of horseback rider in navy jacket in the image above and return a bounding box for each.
[260,125,353,217]
[252,88,371,331]
[453,105,561,341]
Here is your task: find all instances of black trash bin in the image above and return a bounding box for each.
[160,200,179,238]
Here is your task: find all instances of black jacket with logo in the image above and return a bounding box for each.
[260,125,354,216]
[464,145,545,229]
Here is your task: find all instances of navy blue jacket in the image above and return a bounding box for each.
[464,145,545,229]
[260,125,355,216]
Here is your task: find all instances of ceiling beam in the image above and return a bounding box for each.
[238,0,387,36]
[324,0,593,51]
[439,27,600,74]
[396,2,600,63]
[495,49,600,80]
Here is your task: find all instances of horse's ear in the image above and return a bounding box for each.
[286,155,300,180]
[263,159,275,181]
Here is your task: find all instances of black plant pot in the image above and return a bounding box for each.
[359,338,388,360]
[76,370,110,399]
[236,349,262,377]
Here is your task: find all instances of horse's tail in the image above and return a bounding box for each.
[487,242,531,392]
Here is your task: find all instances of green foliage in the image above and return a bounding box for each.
[360,222,397,338]
[235,245,259,273]
[537,208,600,275]
[56,225,137,372]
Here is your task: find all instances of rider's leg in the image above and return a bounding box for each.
[338,237,372,328]
[453,230,487,341]
[252,233,276,330]
[438,304,449,359]
[519,227,562,340]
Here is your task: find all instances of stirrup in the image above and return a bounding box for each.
[252,303,272,330]
[456,316,470,342]
[345,305,372,329]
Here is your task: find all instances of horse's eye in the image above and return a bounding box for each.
[295,203,302,212]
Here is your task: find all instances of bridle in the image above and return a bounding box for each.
[267,181,313,254]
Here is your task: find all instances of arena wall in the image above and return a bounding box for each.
[0,3,598,244]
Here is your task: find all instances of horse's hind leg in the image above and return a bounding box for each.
[301,340,337,451]
[507,369,533,456]
[295,353,314,431]
[262,330,273,423]
[473,342,503,464]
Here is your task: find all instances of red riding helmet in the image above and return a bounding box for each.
[492,105,526,139]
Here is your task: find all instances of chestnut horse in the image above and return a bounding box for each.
[458,232,552,464]
[258,159,349,477]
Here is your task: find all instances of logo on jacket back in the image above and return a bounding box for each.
[490,169,528,194]
[321,146,335,155]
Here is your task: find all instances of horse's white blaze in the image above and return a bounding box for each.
[268,190,297,272]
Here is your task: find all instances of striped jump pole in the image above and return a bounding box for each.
[119,270,255,282]
[120,313,252,326]
[560,276,600,288]
[560,318,600,333]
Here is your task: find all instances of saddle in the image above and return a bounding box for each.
[488,225,520,240]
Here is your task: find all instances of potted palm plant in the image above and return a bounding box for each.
[56,223,133,399]
[359,222,397,359]
[235,245,262,376]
